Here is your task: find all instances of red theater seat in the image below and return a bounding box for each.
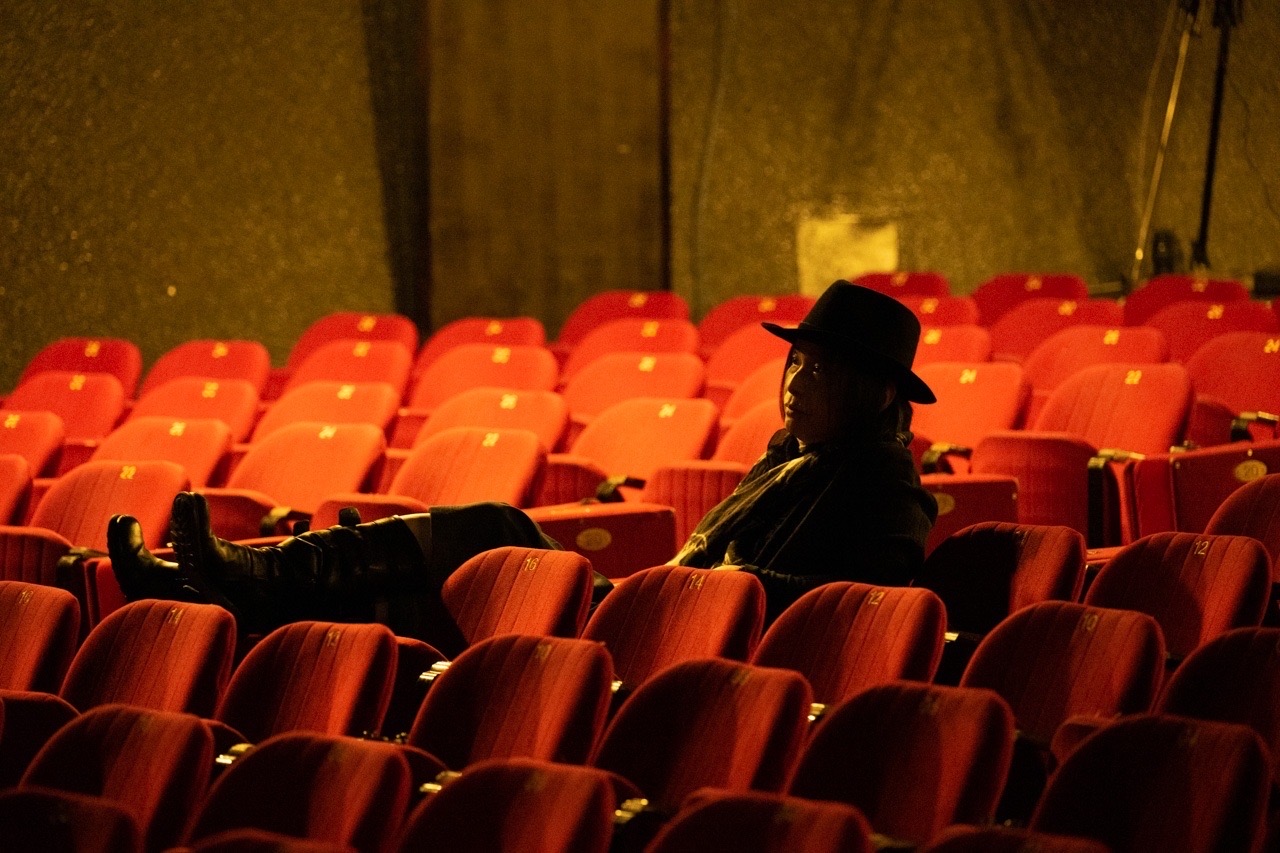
[140,339,271,398]
[972,273,1090,326]
[16,337,143,399]
[988,296,1124,364]
[1121,273,1249,326]
[853,270,950,297]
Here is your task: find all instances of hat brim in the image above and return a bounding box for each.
[762,321,937,404]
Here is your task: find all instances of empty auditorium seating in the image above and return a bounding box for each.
[647,790,874,853]
[128,377,261,444]
[1144,298,1278,364]
[1031,714,1269,853]
[267,311,420,400]
[396,758,616,853]
[407,387,568,452]
[703,324,792,409]
[1121,273,1250,326]
[751,582,945,704]
[310,426,544,530]
[913,361,1029,471]
[394,343,559,446]
[413,315,546,376]
[788,682,1014,845]
[0,453,31,523]
[988,297,1124,363]
[5,371,126,458]
[403,635,612,771]
[910,325,992,365]
[19,703,214,851]
[918,473,1020,555]
[1084,532,1270,661]
[561,351,705,444]
[695,294,813,361]
[1204,472,1280,566]
[0,409,65,477]
[139,339,272,398]
[559,318,699,385]
[92,416,232,488]
[551,289,689,365]
[591,658,811,812]
[16,337,143,399]
[581,565,764,688]
[212,621,396,747]
[853,270,950,297]
[717,358,785,431]
[0,580,80,693]
[972,273,1090,326]
[186,732,411,853]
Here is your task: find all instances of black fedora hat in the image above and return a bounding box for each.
[762,280,936,403]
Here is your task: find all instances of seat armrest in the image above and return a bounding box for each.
[535,454,609,505]
[921,442,973,474]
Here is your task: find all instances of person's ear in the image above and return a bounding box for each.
[879,383,897,412]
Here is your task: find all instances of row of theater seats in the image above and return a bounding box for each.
[3,496,1279,851]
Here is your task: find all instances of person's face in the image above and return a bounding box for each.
[783,340,894,447]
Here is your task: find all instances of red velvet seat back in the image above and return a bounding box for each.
[413,316,547,377]
[1085,531,1271,660]
[140,339,271,398]
[554,290,690,353]
[397,757,615,853]
[582,565,764,687]
[719,359,786,428]
[0,410,65,477]
[0,788,142,853]
[1033,362,1191,453]
[1023,325,1169,414]
[752,583,945,704]
[592,659,811,811]
[853,270,951,298]
[1146,299,1279,364]
[94,416,232,488]
[6,372,126,442]
[560,318,700,384]
[252,381,400,443]
[921,826,1112,852]
[0,453,32,524]
[911,325,992,365]
[913,362,1029,448]
[961,600,1165,745]
[648,790,874,853]
[571,398,718,485]
[128,378,261,444]
[790,682,1015,845]
[1206,472,1280,566]
[703,324,793,408]
[284,312,420,374]
[972,273,1090,326]
[190,732,410,853]
[897,294,980,327]
[988,297,1124,363]
[1122,274,1249,326]
[30,459,189,551]
[1185,331,1280,430]
[562,351,705,424]
[226,422,385,515]
[697,295,812,360]
[441,546,593,645]
[215,621,396,744]
[61,599,236,717]
[415,387,568,452]
[391,427,544,508]
[0,580,79,693]
[407,344,559,411]
[407,635,612,769]
[284,340,413,399]
[1032,714,1269,853]
[916,522,1085,635]
[18,337,143,399]
[21,704,214,852]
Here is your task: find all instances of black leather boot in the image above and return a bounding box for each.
[107,514,211,603]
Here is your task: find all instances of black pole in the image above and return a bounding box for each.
[1190,0,1243,268]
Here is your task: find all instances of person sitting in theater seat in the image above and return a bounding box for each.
[107,280,937,643]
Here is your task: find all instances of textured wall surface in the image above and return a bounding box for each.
[669,0,1280,313]
[1,1,396,390]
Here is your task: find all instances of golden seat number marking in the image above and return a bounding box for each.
[658,403,677,418]
[4,414,19,429]
[499,393,519,410]
[638,356,657,372]
[318,426,338,439]
[1058,301,1077,316]
[1206,304,1224,320]
[1193,539,1209,556]
[352,341,371,357]
[69,374,86,390]
[1265,339,1280,354]
[921,298,939,313]
[1124,370,1142,385]
[166,607,183,626]
[17,589,32,607]
[919,694,941,715]
[212,342,229,358]
[729,667,751,687]
[628,293,649,308]
[119,465,137,480]
[687,574,705,590]
[757,297,777,312]
[959,369,977,384]
[169,421,186,437]
[84,340,101,357]
[202,381,220,398]
[923,329,942,345]
[641,321,660,338]
[1080,613,1099,632]
[867,589,886,606]
[1103,330,1120,345]
[357,315,377,332]
[891,272,908,287]
[521,555,540,573]
[1192,278,1208,292]
[492,347,511,364]
[1025,276,1042,291]
[482,432,500,447]
[533,642,552,663]
[325,627,342,647]
[485,321,503,335]
[337,385,355,400]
